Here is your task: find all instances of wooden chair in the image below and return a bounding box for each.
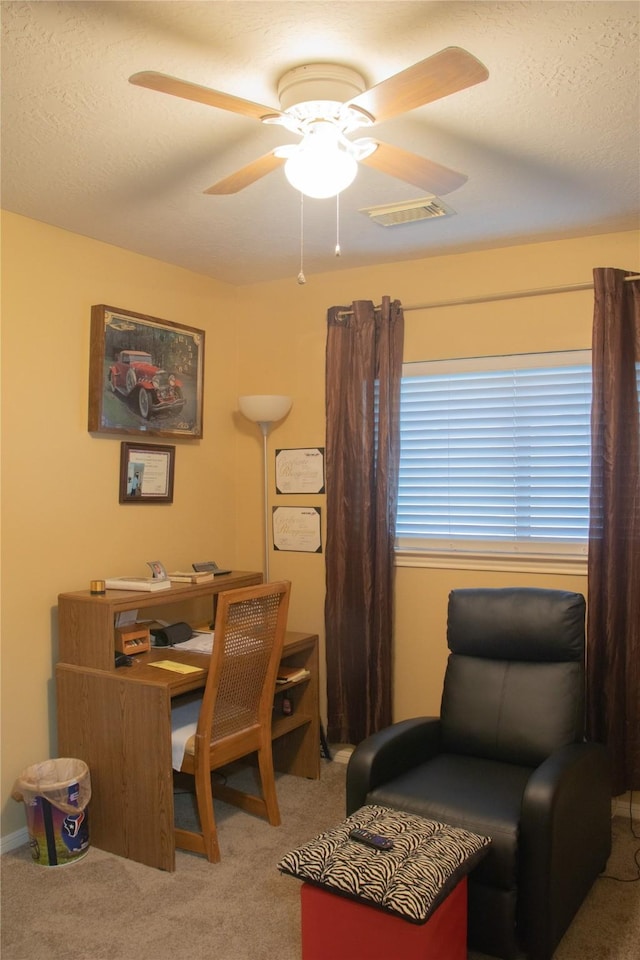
[171,580,291,862]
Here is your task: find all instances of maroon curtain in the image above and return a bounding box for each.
[587,268,640,795]
[324,297,404,744]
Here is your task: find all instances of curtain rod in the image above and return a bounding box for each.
[338,276,639,317]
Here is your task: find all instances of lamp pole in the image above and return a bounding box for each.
[238,395,293,583]
[257,420,270,582]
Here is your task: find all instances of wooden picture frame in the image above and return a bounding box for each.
[119,442,175,504]
[88,304,204,439]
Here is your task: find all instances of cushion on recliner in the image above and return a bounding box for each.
[447,588,585,662]
[441,655,584,765]
[367,755,530,889]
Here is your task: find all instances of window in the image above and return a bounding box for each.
[397,351,592,561]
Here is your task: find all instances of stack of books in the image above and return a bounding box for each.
[168,571,215,583]
[105,577,172,592]
[276,666,311,684]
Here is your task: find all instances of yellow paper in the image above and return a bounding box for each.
[148,660,202,675]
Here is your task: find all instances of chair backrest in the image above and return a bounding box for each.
[196,581,291,746]
[440,587,586,767]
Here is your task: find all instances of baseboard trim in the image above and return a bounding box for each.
[330,744,355,765]
[1,827,29,855]
[612,797,640,820]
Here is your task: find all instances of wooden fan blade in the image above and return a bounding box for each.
[204,152,285,194]
[361,141,467,196]
[348,47,488,124]
[129,71,281,122]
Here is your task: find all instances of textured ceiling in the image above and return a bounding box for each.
[2,1,639,286]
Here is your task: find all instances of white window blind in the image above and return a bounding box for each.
[397,351,592,557]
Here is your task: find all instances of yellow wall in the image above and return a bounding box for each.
[2,210,638,839]
[234,229,638,723]
[1,212,240,836]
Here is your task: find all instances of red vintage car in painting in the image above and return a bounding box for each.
[108,350,185,420]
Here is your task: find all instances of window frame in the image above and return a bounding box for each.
[395,349,592,573]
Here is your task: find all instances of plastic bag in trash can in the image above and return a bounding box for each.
[12,758,91,865]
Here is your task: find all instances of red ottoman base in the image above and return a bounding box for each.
[301,874,467,960]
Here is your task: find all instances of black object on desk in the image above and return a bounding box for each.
[150,622,193,647]
[192,561,232,576]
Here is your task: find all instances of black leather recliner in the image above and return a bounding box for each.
[346,588,611,960]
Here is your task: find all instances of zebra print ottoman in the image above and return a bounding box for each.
[278,804,490,960]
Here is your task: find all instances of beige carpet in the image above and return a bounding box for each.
[2,759,639,960]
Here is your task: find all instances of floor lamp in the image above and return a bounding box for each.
[238,395,293,582]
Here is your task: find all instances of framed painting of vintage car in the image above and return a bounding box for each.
[88,305,205,439]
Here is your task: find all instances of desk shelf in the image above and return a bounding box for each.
[272,630,319,778]
[56,574,320,871]
[57,571,264,671]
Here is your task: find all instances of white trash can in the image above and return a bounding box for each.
[13,758,91,866]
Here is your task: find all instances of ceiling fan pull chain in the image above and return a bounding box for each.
[335,192,342,258]
[297,191,306,285]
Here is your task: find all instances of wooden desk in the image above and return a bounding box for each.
[56,573,320,871]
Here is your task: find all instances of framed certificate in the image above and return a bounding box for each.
[275,447,325,494]
[272,506,322,554]
[119,441,175,504]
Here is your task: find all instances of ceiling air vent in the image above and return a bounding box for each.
[361,196,456,227]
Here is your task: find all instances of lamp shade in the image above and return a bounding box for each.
[238,395,293,424]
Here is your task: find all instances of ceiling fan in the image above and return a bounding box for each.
[129,47,488,200]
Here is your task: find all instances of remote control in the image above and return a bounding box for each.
[348,828,394,851]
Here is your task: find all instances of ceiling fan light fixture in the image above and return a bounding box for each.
[135,49,489,203]
[277,64,367,111]
[284,121,358,198]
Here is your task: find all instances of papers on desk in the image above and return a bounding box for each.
[116,610,139,627]
[149,660,203,675]
[176,631,214,653]
[105,576,172,592]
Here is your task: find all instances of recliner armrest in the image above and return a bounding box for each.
[520,741,611,960]
[346,717,441,815]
